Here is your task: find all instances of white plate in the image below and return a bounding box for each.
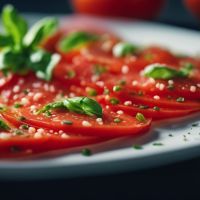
[0,15,200,180]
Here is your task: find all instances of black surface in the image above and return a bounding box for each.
[0,0,200,199]
[1,156,200,200]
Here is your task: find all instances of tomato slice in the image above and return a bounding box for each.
[2,106,151,138]
[108,104,197,120]
[0,114,107,158]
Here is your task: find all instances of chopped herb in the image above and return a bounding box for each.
[168,134,173,137]
[192,123,199,127]
[23,89,29,95]
[132,145,143,150]
[136,113,146,122]
[119,79,126,86]
[14,129,23,135]
[113,118,122,123]
[176,97,185,102]
[86,88,97,96]
[0,119,10,131]
[21,124,29,130]
[67,70,76,78]
[139,105,149,109]
[153,106,160,111]
[93,64,107,75]
[61,120,73,125]
[109,98,119,105]
[104,88,110,95]
[14,103,23,108]
[153,142,163,146]
[81,148,92,156]
[113,85,122,92]
[19,116,26,121]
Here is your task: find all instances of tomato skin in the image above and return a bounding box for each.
[185,0,200,19]
[72,0,165,20]
[109,105,197,120]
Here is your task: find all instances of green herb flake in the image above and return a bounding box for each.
[176,97,185,103]
[138,91,143,96]
[153,106,160,111]
[132,145,143,150]
[136,113,146,122]
[14,103,23,108]
[113,118,122,123]
[14,129,23,135]
[19,116,26,121]
[21,124,29,130]
[67,70,76,79]
[139,105,149,109]
[119,79,126,86]
[86,88,97,96]
[104,88,110,95]
[153,142,163,146]
[61,120,73,125]
[0,119,10,131]
[167,85,174,90]
[113,85,122,92]
[93,64,107,75]
[192,123,199,127]
[109,98,120,105]
[81,148,92,156]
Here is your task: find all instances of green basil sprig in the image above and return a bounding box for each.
[143,63,193,80]
[0,5,60,81]
[58,31,99,52]
[37,97,103,118]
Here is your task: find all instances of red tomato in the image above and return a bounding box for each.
[108,104,197,120]
[72,0,165,20]
[0,115,105,158]
[185,0,200,19]
[3,107,151,138]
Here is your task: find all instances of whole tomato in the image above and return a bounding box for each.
[72,0,165,20]
[184,0,200,19]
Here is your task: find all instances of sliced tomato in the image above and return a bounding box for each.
[0,115,106,158]
[2,106,151,138]
[108,104,197,120]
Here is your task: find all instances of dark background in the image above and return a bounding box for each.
[0,0,200,199]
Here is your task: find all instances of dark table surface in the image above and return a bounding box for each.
[0,0,200,199]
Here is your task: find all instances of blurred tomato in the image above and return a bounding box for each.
[72,0,165,20]
[184,0,200,19]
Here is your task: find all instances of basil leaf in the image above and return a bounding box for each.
[81,97,102,118]
[113,42,137,57]
[27,49,61,81]
[23,18,58,48]
[0,48,26,73]
[0,118,10,131]
[2,5,28,47]
[143,63,193,80]
[63,97,86,114]
[178,62,194,77]
[38,97,103,118]
[0,34,13,47]
[59,31,99,52]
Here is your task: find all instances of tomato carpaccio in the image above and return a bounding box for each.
[0,25,200,158]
